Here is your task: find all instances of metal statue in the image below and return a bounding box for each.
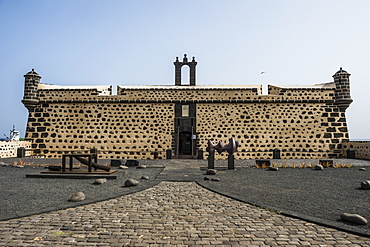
[206,137,239,170]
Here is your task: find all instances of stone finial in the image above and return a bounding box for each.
[25,69,41,77]
[333,67,351,77]
[183,54,188,62]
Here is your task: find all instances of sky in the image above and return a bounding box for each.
[0,0,370,140]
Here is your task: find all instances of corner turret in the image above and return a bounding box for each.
[22,69,41,111]
[333,67,352,109]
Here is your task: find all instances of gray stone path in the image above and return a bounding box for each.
[1,181,370,246]
[156,159,203,181]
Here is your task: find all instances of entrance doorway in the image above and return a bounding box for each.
[179,131,192,155]
[174,103,196,159]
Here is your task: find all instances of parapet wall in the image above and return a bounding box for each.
[38,84,112,102]
[268,84,335,100]
[37,84,337,103]
[0,141,31,158]
[117,86,261,101]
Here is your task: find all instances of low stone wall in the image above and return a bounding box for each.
[0,141,31,158]
[342,141,370,159]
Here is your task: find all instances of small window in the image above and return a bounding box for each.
[182,105,189,117]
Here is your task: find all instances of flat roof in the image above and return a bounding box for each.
[269,82,335,89]
[38,83,112,95]
[118,85,262,90]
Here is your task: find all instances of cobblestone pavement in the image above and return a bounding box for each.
[1,182,370,246]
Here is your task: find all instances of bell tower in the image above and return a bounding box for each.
[174,54,197,86]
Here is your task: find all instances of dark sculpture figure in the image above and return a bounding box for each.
[215,141,225,154]
[207,137,238,170]
[224,138,239,155]
[206,140,216,155]
[207,138,238,155]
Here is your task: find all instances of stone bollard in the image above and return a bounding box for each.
[273,148,281,159]
[166,149,172,159]
[153,152,159,159]
[347,148,355,159]
[208,153,215,170]
[17,147,26,158]
[197,149,204,159]
[228,153,235,170]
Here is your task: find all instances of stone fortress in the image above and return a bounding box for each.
[22,54,360,160]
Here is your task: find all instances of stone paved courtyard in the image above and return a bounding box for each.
[1,181,370,246]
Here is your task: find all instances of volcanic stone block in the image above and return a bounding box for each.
[93,178,107,185]
[124,178,139,187]
[206,169,217,175]
[48,165,62,171]
[340,213,368,225]
[314,164,324,170]
[361,181,370,190]
[69,192,85,202]
[111,159,124,167]
[126,160,139,167]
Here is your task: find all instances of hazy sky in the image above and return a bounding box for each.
[1,0,369,139]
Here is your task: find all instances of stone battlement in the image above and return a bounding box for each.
[36,83,336,103]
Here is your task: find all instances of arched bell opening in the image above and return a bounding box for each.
[174,54,197,86]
